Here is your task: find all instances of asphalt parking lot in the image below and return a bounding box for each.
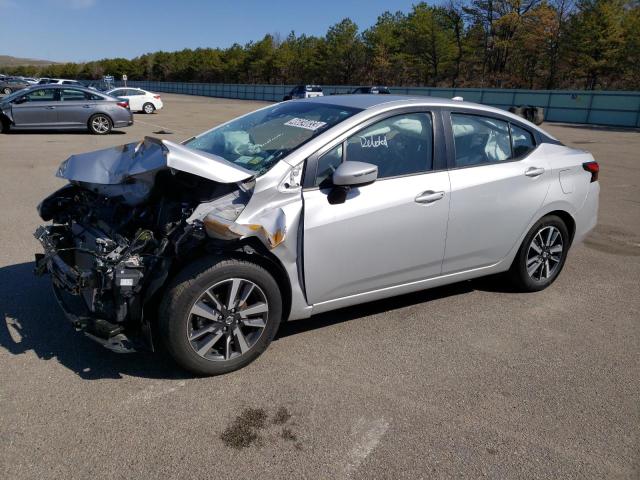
[1,93,638,479]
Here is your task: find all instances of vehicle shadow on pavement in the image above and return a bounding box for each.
[0,262,514,379]
[276,275,514,340]
[0,261,188,380]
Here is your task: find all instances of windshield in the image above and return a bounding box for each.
[184,102,360,176]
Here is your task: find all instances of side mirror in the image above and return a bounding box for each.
[13,97,27,104]
[332,161,378,187]
[328,161,378,205]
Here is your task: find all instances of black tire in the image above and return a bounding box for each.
[142,102,155,114]
[159,256,283,376]
[88,113,112,134]
[2,87,12,95]
[0,115,9,133]
[508,215,570,292]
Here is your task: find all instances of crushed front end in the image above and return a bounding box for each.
[34,137,257,353]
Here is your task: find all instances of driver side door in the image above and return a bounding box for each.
[302,110,451,306]
[11,88,59,127]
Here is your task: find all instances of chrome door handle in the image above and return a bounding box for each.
[45,106,55,110]
[415,190,445,204]
[82,104,92,108]
[525,167,545,177]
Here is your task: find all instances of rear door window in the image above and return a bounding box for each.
[61,89,87,101]
[451,114,512,167]
[510,124,536,158]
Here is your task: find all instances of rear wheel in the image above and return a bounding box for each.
[2,87,12,95]
[159,257,282,376]
[508,215,570,292]
[142,102,155,114]
[88,114,112,134]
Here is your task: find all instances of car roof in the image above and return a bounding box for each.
[24,84,102,93]
[298,94,552,138]
[300,94,478,109]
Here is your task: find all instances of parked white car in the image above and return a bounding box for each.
[106,87,163,113]
[37,78,82,86]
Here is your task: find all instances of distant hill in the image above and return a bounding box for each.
[0,55,58,67]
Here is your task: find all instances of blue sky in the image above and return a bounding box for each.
[0,0,417,62]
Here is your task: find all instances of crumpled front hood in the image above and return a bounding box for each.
[56,136,255,185]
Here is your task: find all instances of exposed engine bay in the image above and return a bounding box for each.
[34,137,288,353]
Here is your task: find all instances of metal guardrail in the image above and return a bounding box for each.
[116,81,640,128]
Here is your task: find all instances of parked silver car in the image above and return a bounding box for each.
[34,95,599,375]
[0,85,133,134]
[0,77,30,94]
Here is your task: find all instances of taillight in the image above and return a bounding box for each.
[153,95,161,99]
[117,101,129,109]
[582,161,599,182]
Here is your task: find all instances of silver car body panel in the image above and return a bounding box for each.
[57,136,254,185]
[43,95,598,323]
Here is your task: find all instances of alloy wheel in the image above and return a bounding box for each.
[187,278,269,361]
[526,225,563,281]
[144,103,154,113]
[91,115,110,133]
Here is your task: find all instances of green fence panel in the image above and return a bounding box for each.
[117,81,639,127]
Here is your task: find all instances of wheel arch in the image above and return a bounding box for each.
[151,238,293,325]
[544,209,576,245]
[216,238,293,323]
[87,111,113,125]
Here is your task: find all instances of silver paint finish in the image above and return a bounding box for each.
[302,171,451,304]
[332,161,378,186]
[46,95,599,323]
[56,136,254,185]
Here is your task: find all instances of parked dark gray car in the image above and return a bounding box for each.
[0,77,30,95]
[0,85,133,134]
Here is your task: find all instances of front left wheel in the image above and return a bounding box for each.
[159,257,283,376]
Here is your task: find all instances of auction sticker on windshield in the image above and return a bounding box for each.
[284,118,327,131]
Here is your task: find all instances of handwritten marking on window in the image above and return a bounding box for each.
[360,135,388,148]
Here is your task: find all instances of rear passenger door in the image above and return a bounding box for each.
[442,112,551,273]
[57,88,95,126]
[303,110,451,304]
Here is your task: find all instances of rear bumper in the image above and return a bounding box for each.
[573,181,600,244]
[114,118,133,127]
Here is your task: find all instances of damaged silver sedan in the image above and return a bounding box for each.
[34,95,599,375]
